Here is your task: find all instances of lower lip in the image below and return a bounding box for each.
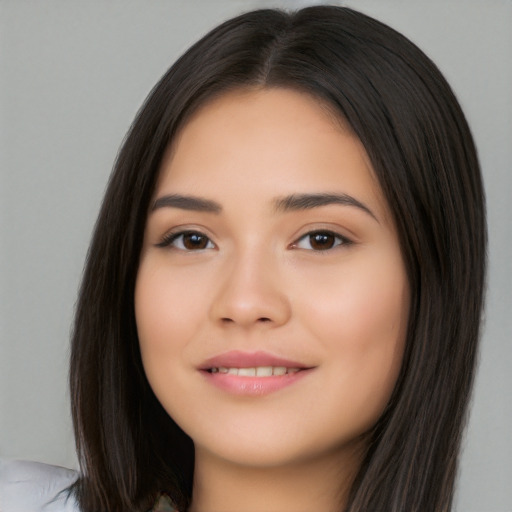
[201,369,312,396]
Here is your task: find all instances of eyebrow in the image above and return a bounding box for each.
[273,193,377,221]
[151,192,377,221]
[152,194,222,213]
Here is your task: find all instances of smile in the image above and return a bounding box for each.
[209,366,301,376]
[199,351,313,395]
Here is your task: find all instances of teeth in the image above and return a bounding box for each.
[256,366,273,377]
[238,367,256,377]
[209,366,301,377]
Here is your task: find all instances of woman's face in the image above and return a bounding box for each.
[135,88,409,469]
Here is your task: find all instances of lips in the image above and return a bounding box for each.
[209,366,301,377]
[199,350,308,371]
[199,350,313,396]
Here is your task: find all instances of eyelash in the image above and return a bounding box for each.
[156,229,352,252]
[156,230,215,250]
[292,230,352,251]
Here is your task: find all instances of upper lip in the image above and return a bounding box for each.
[199,350,310,370]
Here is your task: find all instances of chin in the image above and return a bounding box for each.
[192,424,367,471]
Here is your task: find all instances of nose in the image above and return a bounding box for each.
[209,249,292,329]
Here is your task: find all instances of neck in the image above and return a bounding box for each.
[188,442,365,512]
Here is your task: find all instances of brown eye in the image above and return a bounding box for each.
[157,231,214,251]
[309,232,336,250]
[293,230,350,251]
[182,232,210,250]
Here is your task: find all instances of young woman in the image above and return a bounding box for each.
[0,5,486,512]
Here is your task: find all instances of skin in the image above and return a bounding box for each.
[135,88,410,512]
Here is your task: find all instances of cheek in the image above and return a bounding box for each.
[134,260,216,429]
[135,263,204,376]
[298,251,409,424]
[300,249,408,340]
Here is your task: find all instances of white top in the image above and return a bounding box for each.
[0,459,79,512]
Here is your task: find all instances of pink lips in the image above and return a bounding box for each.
[200,350,307,370]
[199,350,313,396]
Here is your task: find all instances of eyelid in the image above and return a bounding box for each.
[154,225,353,251]
[291,229,353,251]
[155,229,216,250]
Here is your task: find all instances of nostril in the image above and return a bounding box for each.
[220,316,272,325]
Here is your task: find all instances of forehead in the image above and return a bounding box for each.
[171,86,349,151]
[155,87,390,222]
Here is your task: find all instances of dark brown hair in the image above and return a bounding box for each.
[69,6,486,511]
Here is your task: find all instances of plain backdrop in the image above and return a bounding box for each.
[1,1,510,511]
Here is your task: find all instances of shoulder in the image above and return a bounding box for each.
[0,458,79,512]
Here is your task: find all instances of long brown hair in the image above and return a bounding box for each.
[69,6,486,511]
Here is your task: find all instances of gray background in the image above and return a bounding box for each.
[1,1,510,511]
